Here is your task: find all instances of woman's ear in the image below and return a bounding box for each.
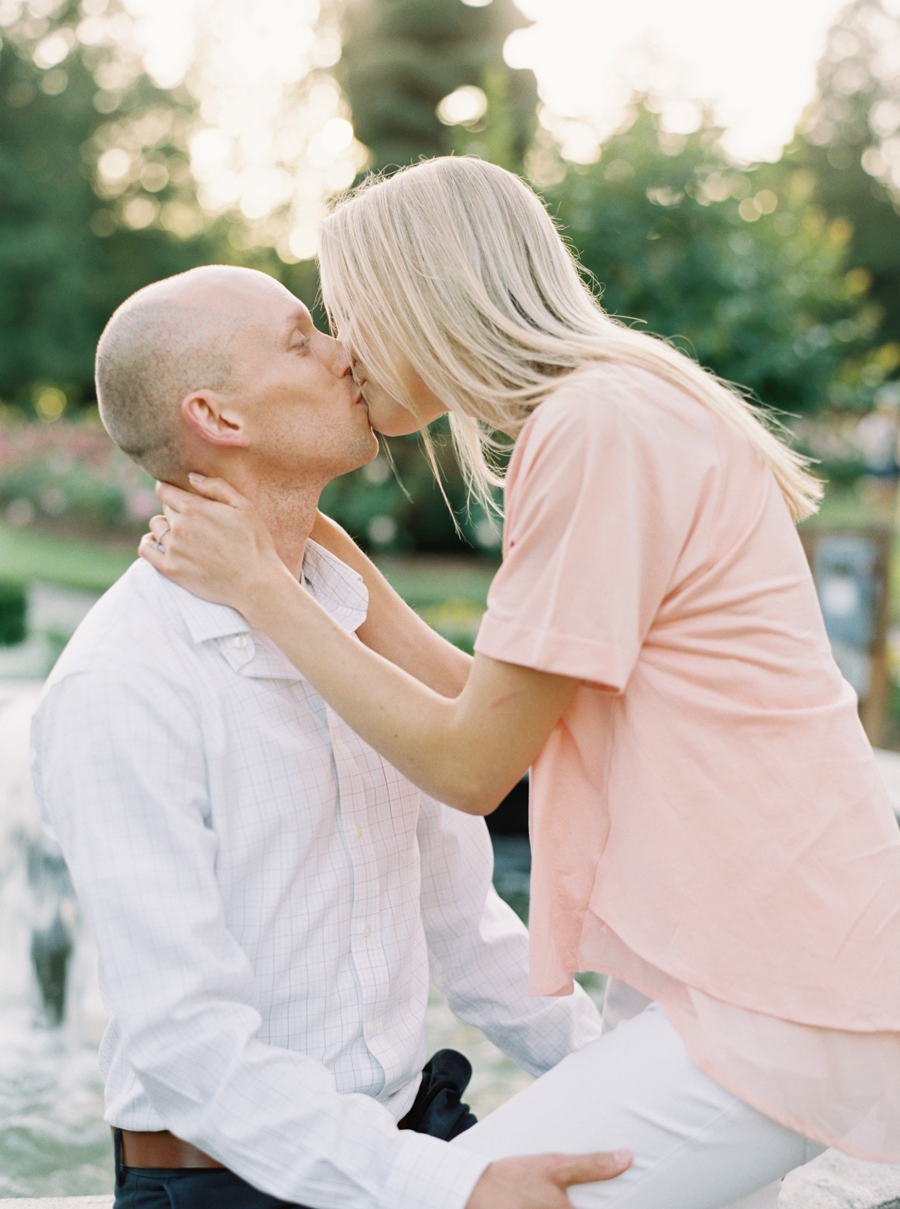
[181,390,251,449]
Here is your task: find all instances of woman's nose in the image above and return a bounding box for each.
[326,333,352,377]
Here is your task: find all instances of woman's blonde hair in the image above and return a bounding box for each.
[318,156,821,522]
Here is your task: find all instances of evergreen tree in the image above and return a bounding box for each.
[790,0,900,341]
[0,0,220,415]
[336,0,538,174]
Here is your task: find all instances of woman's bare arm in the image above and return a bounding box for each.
[141,478,577,814]
[309,510,471,698]
[237,563,576,813]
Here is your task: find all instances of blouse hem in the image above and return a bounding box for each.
[666,1004,900,1165]
[554,954,900,1163]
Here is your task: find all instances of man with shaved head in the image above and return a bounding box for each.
[31,267,616,1209]
[95,272,241,480]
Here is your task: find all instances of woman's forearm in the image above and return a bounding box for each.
[248,563,491,810]
[141,479,576,809]
[244,561,576,814]
[309,512,472,697]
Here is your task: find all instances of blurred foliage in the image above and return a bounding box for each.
[0,413,157,531]
[789,0,900,341]
[336,0,537,173]
[545,98,893,416]
[791,384,900,492]
[0,0,228,416]
[413,596,485,654]
[0,578,27,646]
[319,416,502,554]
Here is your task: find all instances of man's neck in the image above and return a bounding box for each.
[216,467,320,582]
[256,491,319,582]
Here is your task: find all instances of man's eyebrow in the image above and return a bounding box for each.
[283,307,311,342]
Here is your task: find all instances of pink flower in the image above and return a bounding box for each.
[127,489,159,521]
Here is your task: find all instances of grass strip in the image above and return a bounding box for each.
[0,524,137,593]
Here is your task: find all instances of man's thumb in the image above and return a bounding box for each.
[553,1150,633,1187]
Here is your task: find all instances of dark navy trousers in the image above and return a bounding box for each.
[114,1161,308,1209]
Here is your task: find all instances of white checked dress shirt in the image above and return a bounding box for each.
[32,546,603,1209]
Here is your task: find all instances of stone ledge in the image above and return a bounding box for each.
[779,1150,900,1209]
[0,1199,113,1208]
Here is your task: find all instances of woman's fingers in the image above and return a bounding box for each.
[138,473,283,610]
[138,531,167,571]
[155,475,253,515]
[187,473,250,509]
[154,479,194,513]
[148,515,169,542]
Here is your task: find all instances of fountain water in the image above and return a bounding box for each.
[0,685,113,1198]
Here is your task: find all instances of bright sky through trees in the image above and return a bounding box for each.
[115,0,867,255]
[505,0,851,162]
[126,0,854,163]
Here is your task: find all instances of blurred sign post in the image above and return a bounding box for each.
[800,527,892,746]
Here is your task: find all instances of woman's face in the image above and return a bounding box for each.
[348,349,448,437]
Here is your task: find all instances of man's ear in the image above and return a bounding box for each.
[181,390,251,449]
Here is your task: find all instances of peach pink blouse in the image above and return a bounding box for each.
[474,363,900,1161]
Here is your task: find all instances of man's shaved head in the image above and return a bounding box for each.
[95,266,278,480]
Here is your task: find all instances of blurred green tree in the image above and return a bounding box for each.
[789,0,900,341]
[546,99,889,416]
[319,416,502,555]
[336,0,538,173]
[0,0,222,417]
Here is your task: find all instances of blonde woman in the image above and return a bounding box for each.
[142,157,900,1209]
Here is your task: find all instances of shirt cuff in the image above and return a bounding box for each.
[384,1130,491,1209]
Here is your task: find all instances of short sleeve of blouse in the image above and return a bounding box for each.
[474,366,718,691]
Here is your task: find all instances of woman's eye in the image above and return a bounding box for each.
[292,338,311,353]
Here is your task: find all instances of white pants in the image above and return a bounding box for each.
[451,998,824,1209]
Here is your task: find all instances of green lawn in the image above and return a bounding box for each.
[375,554,497,608]
[0,524,138,593]
[0,524,498,658]
[0,523,498,610]
[2,485,897,621]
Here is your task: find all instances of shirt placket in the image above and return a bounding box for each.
[326,704,393,1068]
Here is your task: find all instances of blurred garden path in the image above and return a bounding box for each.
[0,583,102,680]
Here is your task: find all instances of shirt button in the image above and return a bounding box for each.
[355,824,362,839]
[234,635,247,650]
[370,1023,377,1036]
[362,923,371,938]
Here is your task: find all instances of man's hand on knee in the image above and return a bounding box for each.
[465,1149,632,1208]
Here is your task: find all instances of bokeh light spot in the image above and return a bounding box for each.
[33,29,73,68]
[437,85,487,126]
[33,386,67,423]
[98,148,131,182]
[123,196,158,228]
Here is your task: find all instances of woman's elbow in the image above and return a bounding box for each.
[437,770,510,817]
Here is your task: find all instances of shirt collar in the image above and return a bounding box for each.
[158,539,369,681]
